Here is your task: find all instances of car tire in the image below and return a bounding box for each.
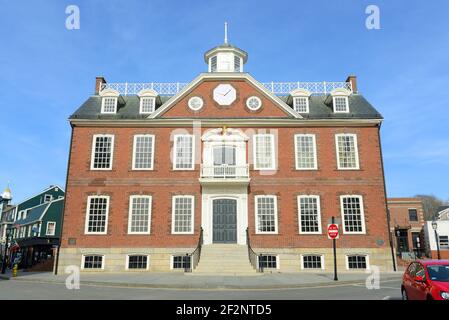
[402,288,408,300]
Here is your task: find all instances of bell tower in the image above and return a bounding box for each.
[204,22,248,73]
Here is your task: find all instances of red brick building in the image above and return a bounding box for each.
[58,40,394,273]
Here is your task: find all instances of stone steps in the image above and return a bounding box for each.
[194,244,257,274]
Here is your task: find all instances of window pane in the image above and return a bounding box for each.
[347,255,367,269]
[175,135,193,169]
[128,255,148,269]
[296,135,316,169]
[102,97,117,113]
[337,135,358,169]
[173,255,191,269]
[129,197,151,233]
[256,197,277,233]
[303,255,322,269]
[173,197,193,233]
[87,197,108,233]
[92,136,113,169]
[259,255,277,269]
[133,135,154,169]
[140,97,155,113]
[255,135,274,169]
[84,255,103,269]
[299,196,320,233]
[408,209,418,222]
[342,196,364,233]
[294,97,308,113]
[334,97,348,112]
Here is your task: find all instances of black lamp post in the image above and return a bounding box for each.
[432,220,441,260]
[1,227,11,274]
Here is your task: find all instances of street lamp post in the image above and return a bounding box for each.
[1,227,11,274]
[432,220,441,260]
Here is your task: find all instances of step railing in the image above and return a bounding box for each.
[185,227,203,272]
[246,228,263,272]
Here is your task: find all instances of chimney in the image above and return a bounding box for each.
[346,75,357,94]
[95,76,107,95]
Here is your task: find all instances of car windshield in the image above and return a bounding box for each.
[427,265,449,282]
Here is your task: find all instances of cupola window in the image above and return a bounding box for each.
[234,56,241,72]
[210,56,217,72]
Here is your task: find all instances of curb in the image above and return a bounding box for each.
[4,275,402,290]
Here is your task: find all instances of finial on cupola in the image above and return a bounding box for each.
[224,21,228,44]
[1,181,12,200]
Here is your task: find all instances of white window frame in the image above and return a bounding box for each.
[345,254,370,270]
[127,195,152,234]
[257,254,280,269]
[81,254,105,270]
[44,194,53,202]
[46,221,56,236]
[294,134,318,170]
[125,254,150,270]
[132,134,155,170]
[139,97,155,114]
[254,195,278,234]
[332,96,349,113]
[297,195,322,234]
[173,134,195,170]
[293,96,309,113]
[170,254,192,270]
[335,133,360,170]
[340,195,366,234]
[171,195,195,234]
[253,134,276,170]
[301,254,325,270]
[84,195,110,235]
[101,97,118,114]
[90,134,115,171]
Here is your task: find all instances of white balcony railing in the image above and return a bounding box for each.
[200,165,249,179]
[100,81,352,96]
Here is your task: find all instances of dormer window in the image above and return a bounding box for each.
[140,97,155,114]
[330,88,351,113]
[137,89,158,114]
[333,96,349,113]
[290,89,311,113]
[101,97,117,113]
[99,88,120,114]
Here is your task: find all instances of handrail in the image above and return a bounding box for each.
[246,227,263,272]
[185,227,203,272]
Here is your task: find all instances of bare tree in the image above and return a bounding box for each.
[415,194,449,221]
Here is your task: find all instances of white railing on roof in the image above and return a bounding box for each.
[100,81,352,96]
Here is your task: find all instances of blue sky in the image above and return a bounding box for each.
[0,0,448,202]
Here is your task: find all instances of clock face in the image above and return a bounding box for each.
[213,84,236,106]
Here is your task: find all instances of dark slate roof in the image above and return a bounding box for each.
[70,94,382,120]
[438,206,449,212]
[20,202,49,225]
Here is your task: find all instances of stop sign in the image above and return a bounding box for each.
[327,224,339,239]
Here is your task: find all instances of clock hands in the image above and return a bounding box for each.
[222,89,232,96]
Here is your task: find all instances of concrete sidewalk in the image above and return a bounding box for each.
[0,270,402,289]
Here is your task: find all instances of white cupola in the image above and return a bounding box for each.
[204,22,248,73]
[1,183,12,200]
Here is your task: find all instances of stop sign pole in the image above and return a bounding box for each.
[330,216,338,281]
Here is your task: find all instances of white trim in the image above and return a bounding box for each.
[171,195,195,234]
[294,134,318,170]
[345,254,370,270]
[170,254,191,270]
[293,96,310,113]
[84,195,110,235]
[297,195,322,234]
[127,195,152,234]
[246,96,262,111]
[173,134,195,170]
[254,195,278,234]
[90,134,115,171]
[300,254,325,270]
[188,96,204,111]
[101,97,118,114]
[149,73,301,119]
[253,134,276,171]
[125,254,150,270]
[46,221,56,236]
[132,134,155,170]
[340,195,366,234]
[257,254,280,269]
[332,96,349,113]
[335,133,360,170]
[14,186,65,207]
[81,254,105,270]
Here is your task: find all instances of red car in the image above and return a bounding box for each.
[402,260,449,300]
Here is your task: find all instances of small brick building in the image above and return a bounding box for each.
[387,197,425,258]
[58,39,393,273]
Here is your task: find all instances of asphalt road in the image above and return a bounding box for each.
[0,278,403,300]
